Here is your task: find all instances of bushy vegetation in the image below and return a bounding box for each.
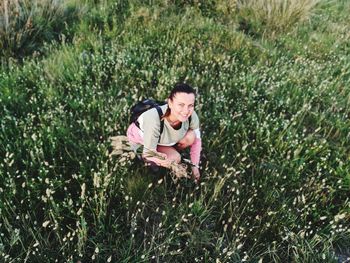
[236,0,321,37]
[0,0,82,65]
[1,0,349,262]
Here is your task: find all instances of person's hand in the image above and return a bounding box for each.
[157,158,173,168]
[155,153,174,168]
[143,152,171,168]
[191,167,200,182]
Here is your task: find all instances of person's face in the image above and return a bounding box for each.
[168,92,195,122]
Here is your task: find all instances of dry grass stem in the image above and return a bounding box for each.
[237,0,320,34]
[143,151,190,180]
[109,135,135,160]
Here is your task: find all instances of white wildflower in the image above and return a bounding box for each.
[42,221,50,228]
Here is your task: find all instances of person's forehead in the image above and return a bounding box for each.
[173,92,195,103]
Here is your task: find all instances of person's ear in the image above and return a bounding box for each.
[167,98,172,108]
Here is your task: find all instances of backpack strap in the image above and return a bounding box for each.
[140,104,190,143]
[154,105,164,142]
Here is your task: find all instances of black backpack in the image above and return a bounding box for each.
[130,99,167,135]
[130,98,192,137]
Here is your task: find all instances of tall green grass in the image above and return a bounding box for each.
[236,0,320,37]
[0,0,82,65]
[0,0,349,262]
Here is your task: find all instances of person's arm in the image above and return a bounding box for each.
[140,109,171,167]
[189,112,202,181]
[190,129,201,166]
[190,141,201,181]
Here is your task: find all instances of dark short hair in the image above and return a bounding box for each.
[162,83,196,119]
[169,83,196,100]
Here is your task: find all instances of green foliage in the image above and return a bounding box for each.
[0,0,82,65]
[81,0,130,35]
[236,0,321,38]
[1,0,350,262]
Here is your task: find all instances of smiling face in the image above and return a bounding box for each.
[168,92,195,123]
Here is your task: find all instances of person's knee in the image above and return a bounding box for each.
[156,146,181,164]
[167,150,181,163]
[179,130,196,148]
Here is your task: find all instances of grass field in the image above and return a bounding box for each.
[1,0,350,262]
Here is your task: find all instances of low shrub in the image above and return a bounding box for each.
[0,0,82,65]
[236,0,320,37]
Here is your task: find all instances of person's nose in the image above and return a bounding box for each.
[184,106,191,114]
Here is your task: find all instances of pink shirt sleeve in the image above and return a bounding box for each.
[190,138,202,166]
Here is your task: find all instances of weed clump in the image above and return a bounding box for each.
[0,0,81,64]
[236,0,320,37]
[110,135,189,180]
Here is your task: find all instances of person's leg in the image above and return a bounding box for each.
[176,130,201,181]
[155,146,187,178]
[156,145,181,163]
[176,130,196,150]
[127,123,144,144]
[127,123,144,152]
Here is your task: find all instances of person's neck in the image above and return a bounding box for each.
[167,115,180,125]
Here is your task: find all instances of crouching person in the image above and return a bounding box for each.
[126,83,202,181]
